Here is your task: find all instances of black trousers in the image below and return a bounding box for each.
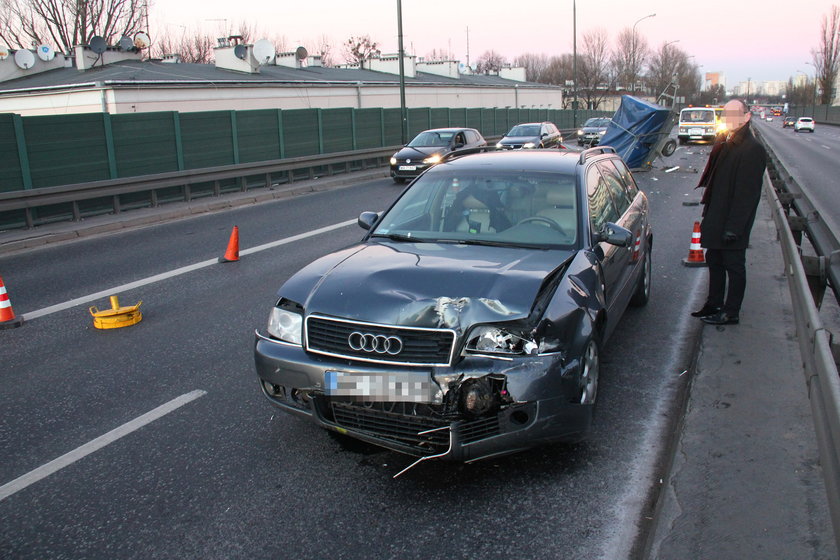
[704,248,747,315]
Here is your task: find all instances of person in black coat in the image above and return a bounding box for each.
[691,99,767,325]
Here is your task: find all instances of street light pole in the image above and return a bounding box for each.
[573,0,577,126]
[631,13,655,94]
[397,0,407,144]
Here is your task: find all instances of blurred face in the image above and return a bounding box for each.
[721,99,750,132]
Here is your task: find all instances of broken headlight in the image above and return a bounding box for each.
[267,307,303,345]
[465,325,538,356]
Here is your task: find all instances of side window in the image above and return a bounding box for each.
[467,130,478,144]
[597,161,631,215]
[586,165,619,235]
[607,158,639,199]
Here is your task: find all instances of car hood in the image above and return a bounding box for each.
[499,135,540,144]
[279,241,574,331]
[393,146,447,159]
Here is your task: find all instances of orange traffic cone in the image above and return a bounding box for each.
[0,275,24,329]
[218,226,240,263]
[682,221,707,267]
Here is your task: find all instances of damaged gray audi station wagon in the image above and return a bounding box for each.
[254,147,651,468]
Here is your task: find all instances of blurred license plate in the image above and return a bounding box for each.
[398,165,416,171]
[325,371,432,402]
[689,128,703,135]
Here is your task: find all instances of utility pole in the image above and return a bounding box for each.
[397,0,407,144]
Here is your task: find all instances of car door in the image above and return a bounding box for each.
[585,163,627,323]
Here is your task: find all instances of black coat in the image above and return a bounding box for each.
[698,122,767,250]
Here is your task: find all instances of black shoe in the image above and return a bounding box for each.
[701,311,739,325]
[691,304,721,318]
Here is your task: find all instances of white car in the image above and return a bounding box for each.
[794,117,815,133]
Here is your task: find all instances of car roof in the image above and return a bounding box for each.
[420,127,477,133]
[437,149,583,174]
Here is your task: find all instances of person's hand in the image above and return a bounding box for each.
[723,231,738,244]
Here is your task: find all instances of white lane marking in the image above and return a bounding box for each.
[21,219,356,321]
[0,390,207,502]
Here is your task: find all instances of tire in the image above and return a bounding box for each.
[679,137,687,145]
[578,338,600,405]
[393,177,406,184]
[661,139,677,157]
[630,247,651,307]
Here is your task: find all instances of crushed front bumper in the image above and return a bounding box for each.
[254,331,591,463]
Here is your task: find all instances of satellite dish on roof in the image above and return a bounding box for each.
[37,44,55,61]
[134,32,150,49]
[118,36,134,51]
[0,45,9,60]
[89,36,107,54]
[253,39,274,64]
[233,44,248,60]
[14,49,35,69]
[295,46,308,60]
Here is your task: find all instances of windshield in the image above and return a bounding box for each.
[370,168,579,249]
[408,131,455,147]
[680,109,715,123]
[585,118,610,128]
[507,125,541,137]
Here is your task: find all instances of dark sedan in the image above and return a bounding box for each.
[254,147,652,472]
[389,127,486,183]
[577,117,611,146]
[496,122,563,150]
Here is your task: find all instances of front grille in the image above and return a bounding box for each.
[306,315,456,366]
[329,401,501,455]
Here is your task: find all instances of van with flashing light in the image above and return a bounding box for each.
[678,106,718,144]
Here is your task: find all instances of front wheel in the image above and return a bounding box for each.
[661,139,677,157]
[578,339,600,405]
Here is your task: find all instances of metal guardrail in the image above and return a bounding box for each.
[758,131,840,550]
[0,146,399,229]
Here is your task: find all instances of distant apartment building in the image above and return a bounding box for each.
[704,72,725,91]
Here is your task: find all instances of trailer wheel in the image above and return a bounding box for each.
[661,139,677,157]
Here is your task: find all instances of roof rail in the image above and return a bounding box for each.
[578,146,616,164]
[441,145,494,162]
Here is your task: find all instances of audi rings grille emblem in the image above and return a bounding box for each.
[348,331,404,355]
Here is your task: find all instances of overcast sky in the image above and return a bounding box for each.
[149,0,833,88]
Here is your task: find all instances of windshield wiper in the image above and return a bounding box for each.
[370,233,419,242]
[437,238,548,250]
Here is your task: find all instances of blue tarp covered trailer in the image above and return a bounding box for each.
[600,94,677,169]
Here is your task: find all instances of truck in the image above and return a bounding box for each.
[677,106,718,144]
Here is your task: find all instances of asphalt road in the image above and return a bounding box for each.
[1,144,721,559]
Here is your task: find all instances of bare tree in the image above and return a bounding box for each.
[0,0,145,54]
[343,35,380,65]
[811,4,840,105]
[151,29,215,64]
[577,28,612,110]
[646,44,702,103]
[311,34,331,66]
[514,52,550,82]
[541,53,574,86]
[474,50,507,74]
[612,27,650,92]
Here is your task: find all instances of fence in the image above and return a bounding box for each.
[0,106,608,230]
[784,104,840,124]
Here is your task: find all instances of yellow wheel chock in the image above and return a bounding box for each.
[90,296,142,329]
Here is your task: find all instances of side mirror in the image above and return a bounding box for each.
[596,222,632,247]
[358,211,379,230]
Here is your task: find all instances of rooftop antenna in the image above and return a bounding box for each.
[465,26,470,68]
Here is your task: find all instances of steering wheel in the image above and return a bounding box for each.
[516,216,566,234]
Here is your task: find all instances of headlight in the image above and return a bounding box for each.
[496,141,504,148]
[465,325,538,355]
[389,157,397,165]
[423,154,442,165]
[577,129,583,136]
[267,307,303,345]
[522,142,536,149]
[599,130,607,135]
